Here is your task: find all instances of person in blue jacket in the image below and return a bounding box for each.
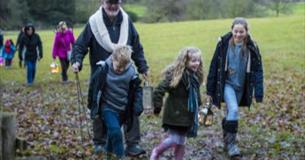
[2,39,16,68]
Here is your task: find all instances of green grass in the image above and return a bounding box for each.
[1,8,304,84]
[291,2,305,16]
[123,4,147,18]
[1,3,303,84]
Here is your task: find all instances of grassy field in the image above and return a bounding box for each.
[124,4,147,18]
[0,3,304,160]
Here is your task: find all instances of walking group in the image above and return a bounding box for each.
[1,0,264,159]
[0,21,74,85]
[70,0,264,159]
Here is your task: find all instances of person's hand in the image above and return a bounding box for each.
[72,62,80,73]
[141,71,150,81]
[206,95,213,103]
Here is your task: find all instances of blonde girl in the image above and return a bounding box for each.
[151,47,204,160]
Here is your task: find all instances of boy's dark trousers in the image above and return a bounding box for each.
[93,113,140,147]
[5,59,12,67]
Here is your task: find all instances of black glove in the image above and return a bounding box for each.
[154,107,161,115]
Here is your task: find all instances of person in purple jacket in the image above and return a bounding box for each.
[52,21,75,82]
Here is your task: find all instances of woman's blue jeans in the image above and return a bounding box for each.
[26,60,36,84]
[101,108,124,158]
[224,84,243,121]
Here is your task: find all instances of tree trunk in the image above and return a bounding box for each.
[0,112,17,160]
[276,9,280,16]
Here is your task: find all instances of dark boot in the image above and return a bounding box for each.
[125,115,146,157]
[174,144,185,160]
[126,144,146,157]
[93,117,107,155]
[222,118,228,150]
[223,120,241,158]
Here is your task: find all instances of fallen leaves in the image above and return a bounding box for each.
[1,70,304,159]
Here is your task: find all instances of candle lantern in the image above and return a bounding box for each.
[50,62,60,74]
[199,100,214,127]
[143,80,153,111]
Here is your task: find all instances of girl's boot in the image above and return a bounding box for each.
[174,144,185,160]
[224,120,241,159]
[150,141,174,160]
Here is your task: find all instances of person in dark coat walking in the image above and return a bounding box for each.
[151,47,203,160]
[206,17,264,158]
[16,26,25,68]
[0,29,3,50]
[70,0,149,156]
[19,24,43,85]
[0,29,3,66]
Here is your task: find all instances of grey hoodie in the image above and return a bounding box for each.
[103,57,137,111]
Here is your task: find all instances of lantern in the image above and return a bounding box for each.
[50,62,60,73]
[143,80,153,111]
[199,100,214,127]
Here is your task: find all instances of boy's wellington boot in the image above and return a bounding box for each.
[223,120,241,159]
[126,144,146,157]
[174,144,185,160]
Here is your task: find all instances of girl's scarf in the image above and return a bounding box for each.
[183,70,200,137]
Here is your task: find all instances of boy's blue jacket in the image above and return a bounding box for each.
[87,62,143,130]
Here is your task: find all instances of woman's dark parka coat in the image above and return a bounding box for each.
[206,32,264,108]
[19,24,43,62]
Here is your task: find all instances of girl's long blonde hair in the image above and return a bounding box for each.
[162,47,204,87]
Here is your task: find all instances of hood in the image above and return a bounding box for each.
[24,23,36,36]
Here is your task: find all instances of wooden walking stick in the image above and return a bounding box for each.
[75,73,92,142]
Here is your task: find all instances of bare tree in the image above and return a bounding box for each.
[268,0,293,16]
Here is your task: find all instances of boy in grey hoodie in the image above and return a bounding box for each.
[88,45,143,159]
